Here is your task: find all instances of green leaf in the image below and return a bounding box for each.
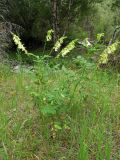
[54,124,62,130]
[41,106,56,115]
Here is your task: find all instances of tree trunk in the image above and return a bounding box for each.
[51,0,59,43]
[108,26,120,46]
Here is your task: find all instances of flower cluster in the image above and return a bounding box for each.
[59,39,78,57]
[53,36,67,52]
[99,41,119,64]
[12,33,28,54]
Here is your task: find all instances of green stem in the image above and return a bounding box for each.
[43,40,47,54]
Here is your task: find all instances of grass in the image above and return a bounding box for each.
[0,58,120,160]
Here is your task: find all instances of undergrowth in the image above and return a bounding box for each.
[0,59,120,159]
[0,31,120,159]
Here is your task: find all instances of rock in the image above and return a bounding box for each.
[13,64,34,73]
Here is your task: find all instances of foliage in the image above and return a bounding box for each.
[0,0,108,45]
[96,33,105,42]
[0,59,120,159]
[73,55,95,69]
[0,0,51,43]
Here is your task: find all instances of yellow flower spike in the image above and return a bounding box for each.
[12,32,28,54]
[99,41,120,64]
[57,39,78,58]
[46,29,54,42]
[53,36,67,52]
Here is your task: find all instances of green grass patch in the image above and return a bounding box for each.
[0,60,120,160]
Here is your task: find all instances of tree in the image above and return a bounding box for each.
[0,0,104,48]
[51,0,59,43]
[112,0,120,8]
[0,0,51,45]
[50,0,104,40]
